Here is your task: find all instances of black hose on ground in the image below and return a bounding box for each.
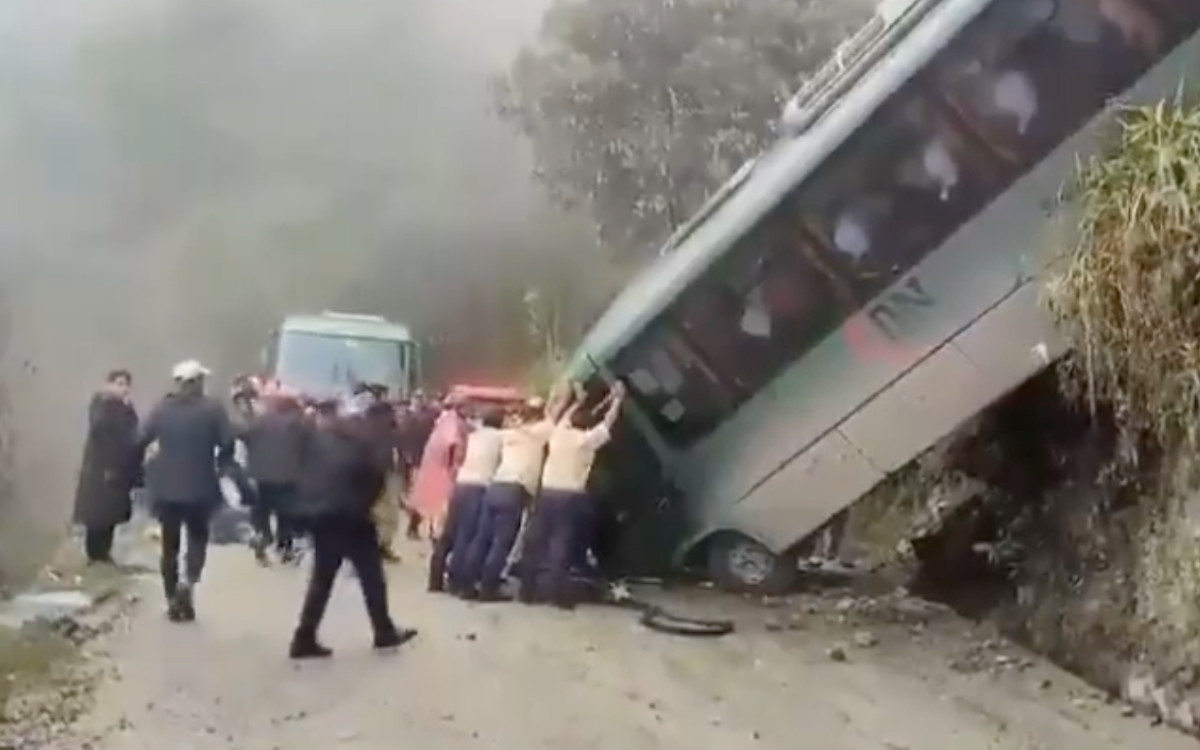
[574,576,736,638]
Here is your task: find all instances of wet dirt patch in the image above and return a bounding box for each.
[0,527,148,748]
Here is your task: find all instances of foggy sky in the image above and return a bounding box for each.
[0,0,557,565]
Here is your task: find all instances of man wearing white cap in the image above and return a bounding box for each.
[135,358,237,622]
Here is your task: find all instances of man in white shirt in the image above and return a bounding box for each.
[518,381,625,609]
[456,387,571,601]
[427,407,504,594]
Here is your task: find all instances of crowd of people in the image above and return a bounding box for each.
[70,358,626,659]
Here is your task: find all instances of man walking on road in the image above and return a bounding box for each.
[240,386,307,565]
[357,385,403,562]
[136,359,237,623]
[289,397,416,659]
[397,393,439,539]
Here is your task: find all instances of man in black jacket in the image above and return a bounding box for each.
[136,359,236,623]
[289,398,417,659]
[240,389,307,565]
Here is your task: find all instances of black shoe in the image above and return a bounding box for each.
[477,588,511,603]
[516,585,540,605]
[374,627,418,650]
[252,537,271,567]
[174,584,196,622]
[289,637,333,660]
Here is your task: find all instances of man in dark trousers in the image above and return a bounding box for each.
[361,395,403,562]
[289,397,416,659]
[397,394,437,539]
[136,359,236,623]
[240,387,307,565]
[72,369,141,564]
[519,381,625,609]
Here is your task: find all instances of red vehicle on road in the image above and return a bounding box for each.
[447,384,527,411]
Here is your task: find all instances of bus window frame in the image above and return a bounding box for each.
[666,215,854,408]
[612,321,739,446]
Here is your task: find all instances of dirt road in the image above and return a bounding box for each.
[56,541,1192,750]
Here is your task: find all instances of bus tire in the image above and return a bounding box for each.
[705,533,797,595]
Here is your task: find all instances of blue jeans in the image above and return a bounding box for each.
[459,482,528,593]
[427,482,486,591]
[517,489,590,606]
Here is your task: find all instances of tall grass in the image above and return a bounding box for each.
[1046,100,1200,464]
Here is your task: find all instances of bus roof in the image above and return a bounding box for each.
[568,0,974,376]
[280,312,413,341]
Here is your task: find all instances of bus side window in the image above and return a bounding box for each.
[794,92,1003,299]
[932,0,1174,167]
[613,326,732,445]
[672,216,843,401]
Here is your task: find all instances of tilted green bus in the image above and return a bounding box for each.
[570,0,1200,592]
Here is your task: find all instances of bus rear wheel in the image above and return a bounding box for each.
[705,533,798,595]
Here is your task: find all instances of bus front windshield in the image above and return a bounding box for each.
[275,331,406,396]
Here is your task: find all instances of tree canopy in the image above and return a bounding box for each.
[495,0,871,258]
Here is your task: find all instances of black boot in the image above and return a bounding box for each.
[289,631,333,659]
[477,587,511,603]
[173,583,196,622]
[252,535,271,567]
[373,626,418,650]
[165,595,184,622]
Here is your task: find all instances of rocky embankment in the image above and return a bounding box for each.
[837,369,1200,738]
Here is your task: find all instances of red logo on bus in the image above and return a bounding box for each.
[843,314,915,366]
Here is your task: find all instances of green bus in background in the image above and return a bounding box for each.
[569,0,1200,593]
[264,311,420,399]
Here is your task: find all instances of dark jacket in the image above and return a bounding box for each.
[72,393,140,528]
[364,402,399,472]
[294,417,389,522]
[138,391,235,506]
[240,402,306,486]
[396,407,435,467]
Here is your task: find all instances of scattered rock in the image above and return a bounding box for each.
[1124,670,1157,713]
[853,631,878,648]
[827,644,848,662]
[764,618,783,633]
